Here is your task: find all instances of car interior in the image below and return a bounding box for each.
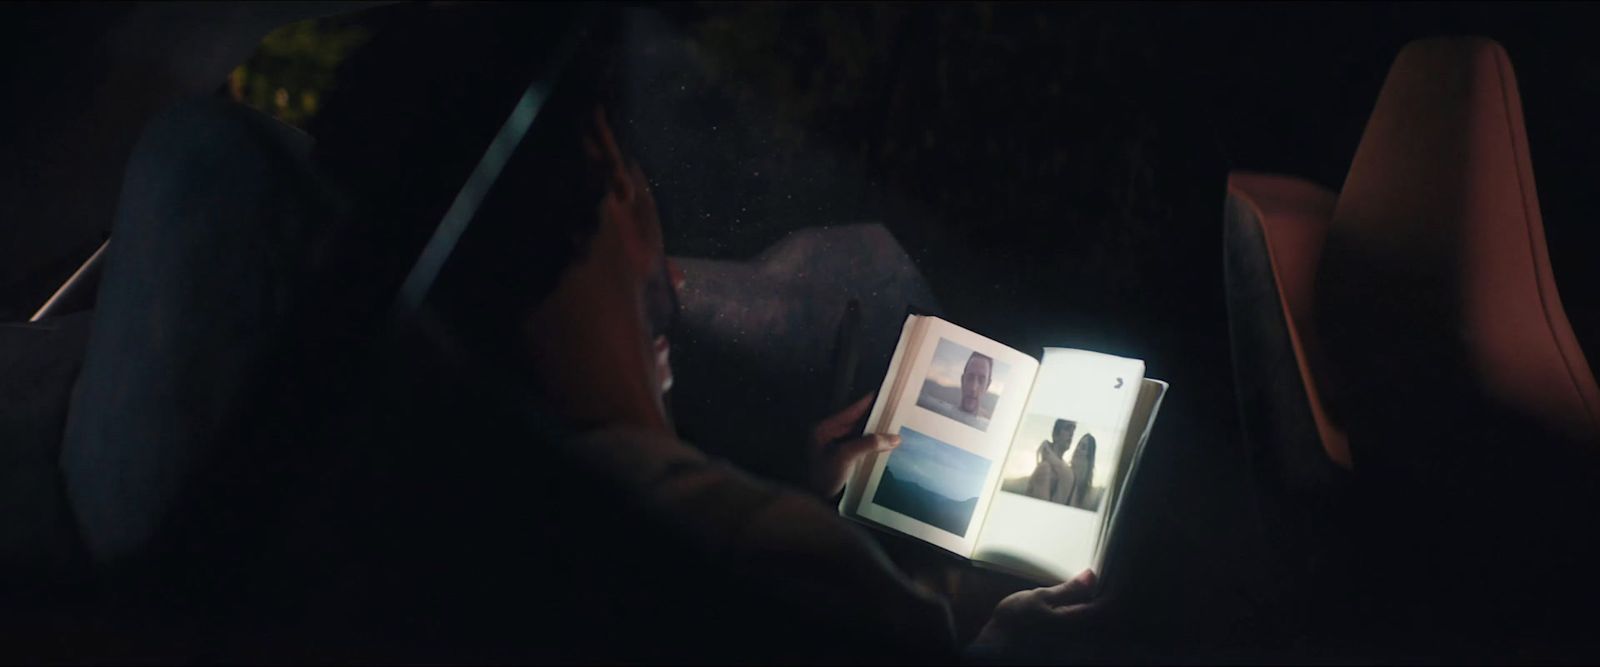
[4,2,1600,662]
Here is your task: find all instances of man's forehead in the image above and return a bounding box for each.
[964,355,992,372]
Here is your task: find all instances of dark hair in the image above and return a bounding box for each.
[1074,432,1097,460]
[1071,433,1097,507]
[1050,419,1077,456]
[309,3,626,346]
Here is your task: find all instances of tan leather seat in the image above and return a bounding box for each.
[1321,37,1600,450]
[1224,37,1600,657]
[1228,37,1600,478]
[1226,173,1348,471]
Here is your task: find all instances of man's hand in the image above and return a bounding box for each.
[971,569,1103,657]
[808,392,900,499]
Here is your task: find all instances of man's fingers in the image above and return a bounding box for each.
[823,435,900,483]
[832,392,877,428]
[836,433,901,462]
[812,392,878,446]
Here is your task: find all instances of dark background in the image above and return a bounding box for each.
[607,4,1600,652]
[627,1,1600,351]
[6,1,1600,657]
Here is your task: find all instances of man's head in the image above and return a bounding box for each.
[314,4,678,433]
[1051,419,1077,449]
[960,352,994,414]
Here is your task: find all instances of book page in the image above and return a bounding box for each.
[839,316,927,519]
[1092,378,1169,573]
[972,349,1145,582]
[848,317,1039,557]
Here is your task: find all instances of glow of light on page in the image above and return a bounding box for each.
[998,354,1136,490]
[889,428,989,501]
[1000,413,1123,489]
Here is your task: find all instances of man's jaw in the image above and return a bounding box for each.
[654,335,673,394]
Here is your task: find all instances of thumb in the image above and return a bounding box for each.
[813,392,878,449]
[835,433,901,463]
[813,433,900,499]
[1038,569,1098,607]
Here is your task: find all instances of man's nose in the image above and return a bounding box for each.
[666,259,685,291]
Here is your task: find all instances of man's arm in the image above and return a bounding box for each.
[969,569,1104,663]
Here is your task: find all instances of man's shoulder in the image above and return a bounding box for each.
[558,426,956,651]
[560,426,878,557]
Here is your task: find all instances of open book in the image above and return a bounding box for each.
[838,315,1168,584]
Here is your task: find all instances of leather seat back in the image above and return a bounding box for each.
[1225,173,1350,476]
[1318,37,1600,450]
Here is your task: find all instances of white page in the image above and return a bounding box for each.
[840,316,926,518]
[849,317,1039,557]
[1092,378,1168,573]
[971,348,1145,582]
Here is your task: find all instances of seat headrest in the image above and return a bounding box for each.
[1322,37,1600,444]
[62,98,331,565]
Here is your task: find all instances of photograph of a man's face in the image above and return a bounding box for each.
[915,338,1012,433]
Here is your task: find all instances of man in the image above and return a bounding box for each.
[931,350,995,430]
[254,4,1101,661]
[961,351,996,416]
[1027,419,1078,504]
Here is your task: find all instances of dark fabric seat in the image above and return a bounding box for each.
[0,93,348,660]
[1222,172,1360,654]
[0,313,94,594]
[61,97,330,569]
[1225,173,1349,487]
[1,98,350,662]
